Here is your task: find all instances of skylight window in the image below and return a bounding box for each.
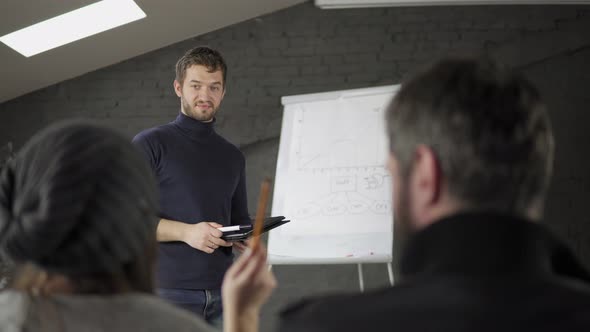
[0,0,146,57]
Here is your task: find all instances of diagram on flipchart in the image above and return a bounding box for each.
[280,94,393,236]
[293,173,391,219]
[294,98,388,172]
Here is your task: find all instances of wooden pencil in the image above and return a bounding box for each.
[251,177,271,251]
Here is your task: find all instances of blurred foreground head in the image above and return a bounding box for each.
[0,121,158,294]
[386,56,554,232]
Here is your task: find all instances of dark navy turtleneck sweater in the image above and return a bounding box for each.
[133,112,250,290]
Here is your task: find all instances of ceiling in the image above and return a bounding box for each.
[0,0,307,103]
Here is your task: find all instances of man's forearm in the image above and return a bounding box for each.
[156,218,188,242]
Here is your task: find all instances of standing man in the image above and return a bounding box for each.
[133,46,250,325]
[279,57,590,331]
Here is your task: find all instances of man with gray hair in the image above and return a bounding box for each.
[279,57,590,331]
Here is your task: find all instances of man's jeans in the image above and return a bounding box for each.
[157,288,223,329]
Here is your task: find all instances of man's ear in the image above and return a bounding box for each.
[410,145,442,209]
[173,80,182,98]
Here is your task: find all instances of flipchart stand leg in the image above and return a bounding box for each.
[357,264,365,292]
[387,262,394,286]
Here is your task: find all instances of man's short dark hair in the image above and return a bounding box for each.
[386,56,554,217]
[175,46,227,87]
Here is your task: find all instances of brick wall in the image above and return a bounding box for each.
[1,2,590,331]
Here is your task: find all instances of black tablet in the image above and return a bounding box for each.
[220,216,290,241]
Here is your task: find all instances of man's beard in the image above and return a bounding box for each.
[181,97,216,122]
[393,177,415,243]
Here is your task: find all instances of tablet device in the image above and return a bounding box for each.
[220,216,290,241]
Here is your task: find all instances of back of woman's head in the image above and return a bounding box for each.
[0,120,158,293]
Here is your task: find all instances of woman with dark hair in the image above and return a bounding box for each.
[0,120,274,332]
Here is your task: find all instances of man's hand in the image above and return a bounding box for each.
[233,240,249,254]
[183,222,233,254]
[222,244,276,332]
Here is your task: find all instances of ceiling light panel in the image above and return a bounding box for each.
[0,0,146,57]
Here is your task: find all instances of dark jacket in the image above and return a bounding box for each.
[280,213,590,332]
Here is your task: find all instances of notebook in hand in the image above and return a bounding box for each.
[220,216,290,241]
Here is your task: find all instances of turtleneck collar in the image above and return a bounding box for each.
[172,112,215,140]
[400,212,590,283]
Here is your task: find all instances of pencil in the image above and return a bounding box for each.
[251,177,271,251]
